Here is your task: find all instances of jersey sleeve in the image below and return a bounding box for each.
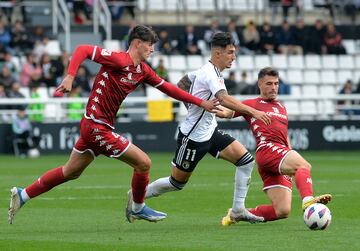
[68,45,125,76]
[142,63,164,87]
[207,73,226,96]
[233,99,253,118]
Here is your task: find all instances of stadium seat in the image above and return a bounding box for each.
[321,55,338,69]
[337,70,354,84]
[169,55,187,71]
[37,87,49,100]
[237,55,254,70]
[303,70,321,84]
[303,0,314,10]
[290,85,302,97]
[150,54,170,69]
[318,100,336,116]
[321,85,336,96]
[103,40,122,51]
[342,40,357,54]
[300,101,318,115]
[254,55,271,69]
[198,0,215,11]
[288,55,304,69]
[287,69,303,84]
[148,0,166,10]
[304,55,321,70]
[355,55,360,68]
[19,87,30,98]
[45,40,62,57]
[146,86,166,100]
[338,55,355,69]
[320,70,337,85]
[302,85,319,97]
[187,55,204,70]
[185,0,199,11]
[284,101,300,116]
[168,70,185,83]
[271,54,288,70]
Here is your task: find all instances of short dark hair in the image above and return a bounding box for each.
[128,25,159,45]
[210,32,234,49]
[258,67,279,80]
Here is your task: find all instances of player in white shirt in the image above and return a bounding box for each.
[142,32,271,223]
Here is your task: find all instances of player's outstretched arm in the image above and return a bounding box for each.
[215,105,234,119]
[157,81,219,112]
[215,90,271,125]
[177,75,192,109]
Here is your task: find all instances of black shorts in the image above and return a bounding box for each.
[172,128,235,172]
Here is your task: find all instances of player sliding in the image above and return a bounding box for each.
[8,25,219,224]
[217,67,332,226]
[136,32,271,223]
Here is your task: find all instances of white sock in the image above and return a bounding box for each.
[302,196,314,204]
[232,161,254,212]
[145,177,180,199]
[132,202,145,213]
[21,189,30,203]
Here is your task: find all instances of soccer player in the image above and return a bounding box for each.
[217,67,332,225]
[8,25,219,224]
[140,32,271,223]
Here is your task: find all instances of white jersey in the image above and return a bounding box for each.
[179,61,226,142]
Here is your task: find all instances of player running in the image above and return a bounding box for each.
[217,67,332,226]
[8,25,219,224]
[139,32,271,223]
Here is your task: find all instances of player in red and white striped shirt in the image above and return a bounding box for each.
[8,25,219,224]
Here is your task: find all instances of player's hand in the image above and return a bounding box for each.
[253,110,271,125]
[200,99,220,113]
[56,74,74,93]
[215,105,234,118]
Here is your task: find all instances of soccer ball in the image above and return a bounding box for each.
[303,203,332,230]
[28,148,40,158]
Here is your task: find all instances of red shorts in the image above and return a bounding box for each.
[73,118,130,158]
[255,142,293,191]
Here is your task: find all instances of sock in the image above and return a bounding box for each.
[232,152,254,212]
[145,176,182,199]
[295,167,313,199]
[249,205,278,221]
[131,171,149,205]
[25,166,67,199]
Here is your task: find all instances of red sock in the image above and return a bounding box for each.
[295,167,313,199]
[25,166,67,198]
[249,205,278,221]
[131,171,149,204]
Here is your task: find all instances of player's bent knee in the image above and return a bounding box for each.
[274,205,291,219]
[134,157,152,172]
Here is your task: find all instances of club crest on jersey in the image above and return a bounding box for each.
[217,78,224,86]
[181,160,190,169]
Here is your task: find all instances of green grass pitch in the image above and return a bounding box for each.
[0,151,359,251]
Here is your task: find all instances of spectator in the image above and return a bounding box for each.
[40,53,57,87]
[313,0,335,20]
[307,19,326,54]
[29,82,44,122]
[242,20,260,52]
[204,19,221,50]
[323,23,346,55]
[293,19,307,54]
[276,20,302,54]
[0,19,11,52]
[0,83,10,122]
[337,80,357,115]
[278,78,291,95]
[227,19,241,54]
[74,65,91,96]
[7,82,26,110]
[3,51,20,78]
[12,108,40,158]
[10,20,32,55]
[110,0,136,23]
[238,71,250,94]
[259,22,277,54]
[0,64,16,94]
[178,24,201,55]
[281,0,301,22]
[157,29,173,55]
[72,0,92,24]
[225,71,238,95]
[155,58,169,82]
[19,53,42,87]
[269,0,281,24]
